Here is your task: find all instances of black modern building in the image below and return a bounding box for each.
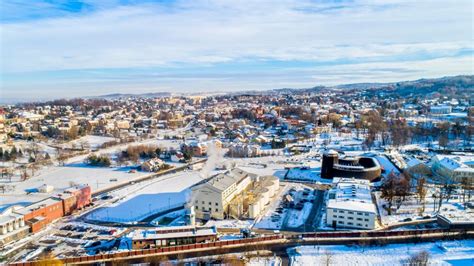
[321,150,382,181]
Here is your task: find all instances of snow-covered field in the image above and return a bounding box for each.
[86,171,204,223]
[289,240,474,266]
[0,164,152,207]
[63,135,118,150]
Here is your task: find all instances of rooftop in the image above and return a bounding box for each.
[327,177,376,213]
[131,226,217,241]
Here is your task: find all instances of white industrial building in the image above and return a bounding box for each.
[0,205,29,247]
[190,168,255,220]
[326,178,377,230]
[190,169,280,220]
[248,175,280,219]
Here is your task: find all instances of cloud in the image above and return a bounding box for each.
[0,0,472,98]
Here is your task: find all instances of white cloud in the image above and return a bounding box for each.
[0,0,472,100]
[1,0,472,73]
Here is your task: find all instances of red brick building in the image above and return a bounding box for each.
[15,198,64,233]
[56,185,92,215]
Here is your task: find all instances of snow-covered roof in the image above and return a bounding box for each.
[131,226,216,240]
[212,169,254,191]
[435,155,474,172]
[327,177,376,214]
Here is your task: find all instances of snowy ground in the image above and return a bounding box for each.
[374,184,471,227]
[0,164,152,207]
[247,256,282,266]
[289,240,474,266]
[62,135,118,150]
[205,219,253,229]
[86,171,205,223]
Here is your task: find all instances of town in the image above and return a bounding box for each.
[0,76,473,265]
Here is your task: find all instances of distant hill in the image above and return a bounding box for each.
[88,92,172,99]
[261,75,473,96]
[87,75,473,99]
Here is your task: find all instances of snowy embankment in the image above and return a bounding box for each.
[289,240,474,266]
[86,171,204,223]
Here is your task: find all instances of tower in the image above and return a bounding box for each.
[321,150,338,179]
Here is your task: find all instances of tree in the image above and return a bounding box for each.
[183,149,193,161]
[416,177,427,215]
[321,250,334,266]
[460,178,472,206]
[438,133,449,150]
[56,148,68,166]
[85,154,111,167]
[381,172,410,215]
[402,250,430,266]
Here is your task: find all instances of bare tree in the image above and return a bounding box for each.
[321,250,334,266]
[56,148,68,166]
[416,177,427,215]
[381,172,410,215]
[402,250,430,266]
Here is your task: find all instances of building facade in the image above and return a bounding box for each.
[190,169,255,220]
[326,178,377,230]
[431,155,474,183]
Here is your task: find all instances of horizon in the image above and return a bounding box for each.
[1,0,473,101]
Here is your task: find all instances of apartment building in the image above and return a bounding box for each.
[431,155,474,183]
[326,178,377,230]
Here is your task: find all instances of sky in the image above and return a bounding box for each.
[0,0,473,101]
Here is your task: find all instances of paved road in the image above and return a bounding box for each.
[299,189,324,233]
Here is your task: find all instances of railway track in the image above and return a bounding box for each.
[9,228,474,265]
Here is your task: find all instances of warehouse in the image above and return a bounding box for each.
[190,168,255,220]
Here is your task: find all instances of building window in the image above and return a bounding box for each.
[364,213,369,216]
[357,218,362,221]
[357,223,362,226]
[215,202,218,206]
[195,200,198,204]
[348,217,353,220]
[348,222,353,225]
[364,219,369,221]
[339,210,345,213]
[339,216,344,219]
[357,212,363,215]
[209,202,211,205]
[215,208,219,212]
[202,201,205,204]
[348,211,354,214]
[333,215,337,218]
[338,221,344,224]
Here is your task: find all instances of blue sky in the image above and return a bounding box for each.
[0,0,473,101]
